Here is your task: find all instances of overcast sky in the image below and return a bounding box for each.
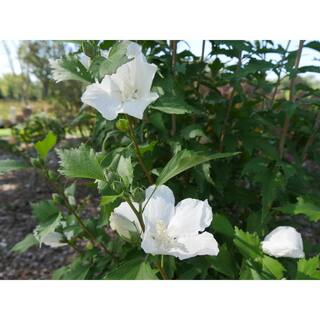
[1,40,320,81]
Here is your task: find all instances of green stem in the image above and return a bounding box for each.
[124,195,145,232]
[279,40,304,159]
[126,115,154,185]
[157,258,168,280]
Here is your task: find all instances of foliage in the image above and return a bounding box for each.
[3,40,320,280]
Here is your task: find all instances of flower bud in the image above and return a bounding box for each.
[116,118,129,132]
[261,226,305,259]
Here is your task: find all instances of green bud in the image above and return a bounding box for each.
[52,193,63,205]
[86,241,94,250]
[115,118,129,132]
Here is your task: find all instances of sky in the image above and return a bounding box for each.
[1,40,320,81]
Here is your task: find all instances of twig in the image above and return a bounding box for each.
[170,40,178,136]
[279,40,304,159]
[126,115,154,185]
[302,110,320,161]
[219,50,242,152]
[269,40,291,107]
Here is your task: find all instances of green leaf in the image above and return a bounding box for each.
[100,193,123,206]
[234,227,263,260]
[298,66,320,74]
[31,200,60,223]
[296,256,320,280]
[34,131,57,160]
[212,213,235,238]
[208,244,237,278]
[151,97,199,115]
[11,233,38,253]
[261,256,285,279]
[117,155,133,187]
[33,213,62,245]
[104,258,158,280]
[54,258,91,280]
[57,144,105,181]
[92,41,131,79]
[305,41,320,53]
[278,196,320,222]
[156,149,239,185]
[0,159,30,175]
[282,101,297,118]
[51,55,94,83]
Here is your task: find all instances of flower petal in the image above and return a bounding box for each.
[110,202,142,240]
[141,230,168,256]
[134,57,158,96]
[126,41,144,60]
[142,185,175,232]
[122,92,159,119]
[42,232,66,248]
[261,226,305,258]
[81,77,122,120]
[174,232,219,260]
[168,199,213,237]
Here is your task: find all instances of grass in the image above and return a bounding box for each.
[0,128,11,137]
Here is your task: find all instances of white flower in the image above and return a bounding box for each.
[81,41,159,120]
[110,185,219,260]
[261,226,305,258]
[110,202,142,241]
[41,232,67,248]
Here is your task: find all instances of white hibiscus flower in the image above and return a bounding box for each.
[110,185,219,260]
[261,226,305,258]
[81,41,159,120]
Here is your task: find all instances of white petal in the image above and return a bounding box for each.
[261,226,305,258]
[126,41,144,60]
[122,92,159,119]
[42,232,66,248]
[141,230,168,256]
[134,57,158,96]
[142,185,175,232]
[174,232,219,260]
[168,199,213,237]
[110,202,142,240]
[81,78,122,120]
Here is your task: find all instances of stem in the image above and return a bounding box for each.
[279,40,304,159]
[170,40,177,136]
[124,195,145,232]
[302,110,320,161]
[219,51,242,152]
[200,40,206,62]
[269,41,291,108]
[126,115,154,185]
[42,168,112,256]
[156,260,168,280]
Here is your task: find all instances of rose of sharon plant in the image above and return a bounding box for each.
[110,185,219,260]
[261,226,305,259]
[81,41,159,120]
[6,40,320,280]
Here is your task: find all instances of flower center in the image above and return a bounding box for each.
[152,220,175,250]
[121,83,139,102]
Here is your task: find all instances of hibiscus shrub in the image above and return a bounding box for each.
[2,40,320,280]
